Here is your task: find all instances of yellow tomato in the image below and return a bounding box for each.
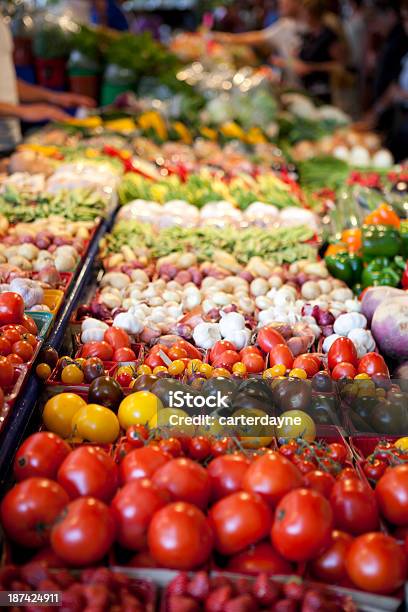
[117,365,134,376]
[199,363,213,378]
[137,365,152,375]
[395,437,408,451]
[148,407,194,436]
[354,373,370,380]
[168,360,185,376]
[36,363,51,380]
[71,404,119,444]
[212,368,231,378]
[43,393,87,437]
[232,362,247,375]
[187,359,202,375]
[61,364,84,385]
[118,391,163,429]
[275,410,316,442]
[289,368,307,380]
[153,366,168,375]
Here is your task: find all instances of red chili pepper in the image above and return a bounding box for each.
[402,262,408,290]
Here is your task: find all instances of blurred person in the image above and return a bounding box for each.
[212,0,302,64]
[272,0,350,103]
[0,13,95,156]
[91,0,128,31]
[370,0,408,101]
[343,0,368,116]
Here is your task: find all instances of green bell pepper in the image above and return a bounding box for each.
[400,222,408,259]
[325,252,363,287]
[362,225,402,260]
[361,257,402,288]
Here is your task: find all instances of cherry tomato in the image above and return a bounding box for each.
[303,470,336,498]
[269,344,294,370]
[328,338,358,370]
[81,341,114,361]
[358,353,389,377]
[212,350,241,371]
[257,326,286,353]
[148,502,213,570]
[363,458,387,481]
[144,353,166,369]
[111,479,168,550]
[168,346,188,361]
[0,337,11,356]
[332,362,357,380]
[114,347,137,362]
[210,437,235,457]
[242,451,303,507]
[1,328,21,345]
[126,424,148,448]
[271,488,333,562]
[209,340,238,363]
[152,458,211,510]
[104,327,130,350]
[241,352,265,373]
[61,364,84,385]
[311,530,353,584]
[187,436,211,461]
[173,340,202,360]
[116,370,133,387]
[22,333,37,348]
[208,454,251,502]
[376,464,408,526]
[330,478,380,535]
[119,446,170,484]
[159,437,183,458]
[57,446,118,503]
[13,432,70,481]
[292,355,320,377]
[12,340,34,363]
[0,293,24,326]
[6,353,22,366]
[51,497,116,566]
[240,346,263,358]
[327,443,348,466]
[209,491,272,555]
[295,459,316,475]
[226,541,292,576]
[0,478,69,548]
[22,314,38,335]
[0,356,14,388]
[345,533,407,594]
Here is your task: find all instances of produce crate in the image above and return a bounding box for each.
[349,435,402,462]
[45,362,117,394]
[43,289,64,316]
[75,339,144,368]
[0,365,29,434]
[32,271,73,293]
[26,311,54,340]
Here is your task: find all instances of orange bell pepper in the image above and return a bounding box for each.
[341,228,362,253]
[325,243,347,257]
[364,203,400,228]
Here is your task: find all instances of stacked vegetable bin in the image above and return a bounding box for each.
[0,113,407,611]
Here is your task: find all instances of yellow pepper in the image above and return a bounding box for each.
[138,111,168,141]
[172,121,192,144]
[65,116,102,128]
[220,121,246,140]
[246,126,267,145]
[104,118,136,133]
[199,126,217,141]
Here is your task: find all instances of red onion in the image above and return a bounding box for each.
[20,235,34,244]
[174,323,193,339]
[302,304,320,320]
[174,270,192,285]
[321,325,334,337]
[239,271,254,282]
[295,272,308,286]
[36,237,51,249]
[158,263,179,280]
[316,310,335,326]
[140,326,161,345]
[223,304,238,314]
[244,315,257,330]
[206,308,220,320]
[189,267,203,287]
[54,236,73,246]
[48,245,57,253]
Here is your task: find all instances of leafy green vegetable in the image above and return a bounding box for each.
[297,156,350,192]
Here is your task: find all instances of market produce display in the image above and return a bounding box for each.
[0,26,407,611]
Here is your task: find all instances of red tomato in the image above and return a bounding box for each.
[209,491,272,555]
[327,443,348,466]
[358,353,389,377]
[168,346,187,360]
[51,497,116,566]
[159,437,183,458]
[257,326,287,353]
[1,328,22,344]
[6,353,23,365]
[269,344,294,370]
[242,452,303,507]
[126,424,148,448]
[0,478,69,548]
[149,344,169,355]
[226,541,292,576]
[208,454,251,502]
[104,327,130,350]
[111,478,168,550]
[81,341,114,361]
[242,352,265,373]
[152,458,211,510]
[173,340,202,360]
[376,464,408,526]
[12,340,34,363]
[187,436,211,461]
[328,338,358,370]
[212,350,241,371]
[148,502,213,570]
[210,437,235,457]
[22,315,37,335]
[345,533,407,594]
[114,347,137,361]
[331,362,356,380]
[0,337,11,356]
[209,340,237,363]
[311,530,353,584]
[57,446,118,503]
[120,446,170,484]
[0,357,14,388]
[292,355,320,377]
[13,432,71,481]
[337,467,359,480]
[363,458,387,481]
[303,470,336,498]
[240,346,263,358]
[271,489,333,562]
[330,478,380,535]
[144,353,166,369]
[0,292,24,326]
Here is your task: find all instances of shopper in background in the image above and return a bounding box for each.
[0,13,95,156]
[90,0,128,31]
